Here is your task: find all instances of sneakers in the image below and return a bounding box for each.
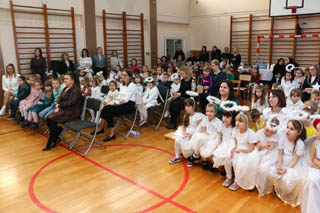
[169,157,181,164]
[139,119,147,127]
[229,182,240,191]
[21,120,30,128]
[30,123,39,129]
[222,178,233,187]
[187,161,193,167]
[202,161,210,170]
[164,111,169,118]
[6,115,15,120]
[0,106,6,116]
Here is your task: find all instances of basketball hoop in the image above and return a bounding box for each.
[284,6,298,14]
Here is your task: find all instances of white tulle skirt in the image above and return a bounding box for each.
[190,133,219,159]
[256,148,278,195]
[173,126,195,158]
[212,138,236,168]
[301,167,320,213]
[233,149,260,190]
[268,155,308,206]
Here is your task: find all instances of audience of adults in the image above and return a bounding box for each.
[43,72,82,151]
[221,46,231,62]
[93,69,137,142]
[230,47,241,70]
[110,50,123,70]
[0,64,20,116]
[167,67,194,129]
[31,48,46,82]
[93,47,106,75]
[216,80,239,119]
[302,65,320,101]
[198,45,209,62]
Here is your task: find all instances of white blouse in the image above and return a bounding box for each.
[256,129,279,145]
[116,82,136,104]
[143,86,159,104]
[221,124,235,141]
[200,117,222,134]
[279,135,305,157]
[2,74,20,94]
[286,98,304,111]
[91,86,102,100]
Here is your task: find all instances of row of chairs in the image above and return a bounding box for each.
[60,85,170,156]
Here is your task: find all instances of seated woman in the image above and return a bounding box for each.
[301,65,320,102]
[43,72,82,151]
[92,69,137,142]
[56,52,74,76]
[216,80,239,119]
[0,64,20,116]
[167,67,195,129]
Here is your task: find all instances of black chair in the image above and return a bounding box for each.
[101,85,109,96]
[147,86,170,131]
[62,97,105,156]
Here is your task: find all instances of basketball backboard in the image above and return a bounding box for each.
[269,0,320,17]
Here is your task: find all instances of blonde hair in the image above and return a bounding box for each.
[211,59,220,66]
[304,100,318,115]
[311,90,320,98]
[235,112,252,128]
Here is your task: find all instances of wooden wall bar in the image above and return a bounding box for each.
[10,0,77,74]
[230,13,320,67]
[102,10,145,69]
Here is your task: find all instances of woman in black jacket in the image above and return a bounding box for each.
[31,48,46,82]
[301,65,320,101]
[271,58,286,86]
[198,45,209,62]
[230,47,241,70]
[167,67,195,129]
[56,52,75,76]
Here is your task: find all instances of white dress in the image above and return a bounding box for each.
[301,139,320,213]
[232,128,259,190]
[255,129,279,195]
[286,98,304,111]
[139,86,160,120]
[281,78,296,98]
[174,112,205,158]
[213,125,236,167]
[170,83,180,96]
[269,136,307,207]
[190,117,222,159]
[91,86,102,100]
[251,97,268,114]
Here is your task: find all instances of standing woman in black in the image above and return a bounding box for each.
[43,72,82,151]
[301,65,320,101]
[31,48,46,82]
[56,52,75,76]
[198,45,209,62]
[230,47,242,70]
[167,67,195,129]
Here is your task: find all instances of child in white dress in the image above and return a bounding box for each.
[255,116,280,196]
[286,89,304,111]
[169,98,204,167]
[165,73,180,117]
[104,80,119,106]
[212,110,236,187]
[301,119,320,213]
[280,71,296,98]
[139,77,159,126]
[269,120,307,207]
[89,77,102,122]
[251,85,268,114]
[97,71,108,87]
[229,112,259,191]
[189,103,222,169]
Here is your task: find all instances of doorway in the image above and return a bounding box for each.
[164,38,184,61]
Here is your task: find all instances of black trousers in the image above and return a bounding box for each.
[45,117,62,148]
[199,93,209,113]
[169,97,185,126]
[100,101,135,128]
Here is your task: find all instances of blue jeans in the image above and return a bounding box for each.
[39,104,55,120]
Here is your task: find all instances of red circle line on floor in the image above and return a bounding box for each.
[28,136,195,212]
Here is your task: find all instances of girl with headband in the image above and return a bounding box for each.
[229,112,259,191]
[169,98,205,167]
[268,120,307,207]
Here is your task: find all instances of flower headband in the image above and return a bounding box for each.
[265,114,281,132]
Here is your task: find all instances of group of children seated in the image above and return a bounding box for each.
[169,86,320,212]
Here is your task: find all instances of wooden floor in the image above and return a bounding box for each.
[0,117,300,213]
